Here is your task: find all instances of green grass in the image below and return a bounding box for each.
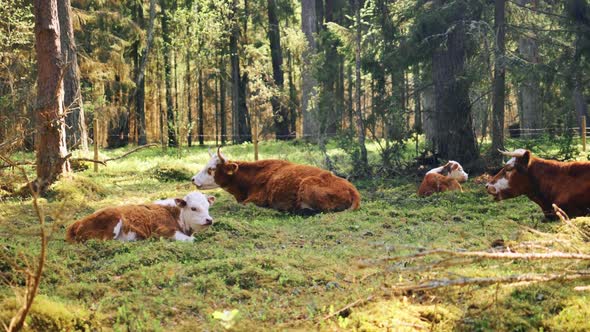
[1,140,590,331]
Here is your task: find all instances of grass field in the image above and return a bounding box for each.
[1,140,590,331]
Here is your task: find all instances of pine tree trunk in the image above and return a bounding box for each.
[491,0,506,160]
[354,0,369,173]
[287,50,298,138]
[220,55,227,145]
[58,0,88,152]
[198,70,205,145]
[187,48,192,147]
[431,21,479,164]
[160,0,177,147]
[267,0,289,140]
[301,0,319,140]
[134,0,156,145]
[31,0,70,194]
[413,65,422,133]
[347,64,354,136]
[229,0,251,144]
[422,84,435,147]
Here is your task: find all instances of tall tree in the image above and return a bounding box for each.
[230,0,251,143]
[198,70,205,145]
[354,0,369,173]
[160,0,177,147]
[301,0,319,140]
[134,0,157,145]
[219,54,227,145]
[32,0,70,194]
[492,0,506,160]
[431,7,479,165]
[267,0,289,140]
[58,0,88,152]
[518,0,542,138]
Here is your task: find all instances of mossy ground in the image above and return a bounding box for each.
[1,140,589,331]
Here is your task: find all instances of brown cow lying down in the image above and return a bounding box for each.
[191,148,361,214]
[486,149,590,218]
[66,192,215,242]
[418,161,468,197]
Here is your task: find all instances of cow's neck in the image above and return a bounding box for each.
[219,161,274,202]
[526,159,557,215]
[161,205,187,233]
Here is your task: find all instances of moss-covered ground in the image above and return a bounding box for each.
[1,140,590,331]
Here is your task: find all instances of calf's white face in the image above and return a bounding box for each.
[426,161,468,183]
[175,192,216,230]
[192,150,225,190]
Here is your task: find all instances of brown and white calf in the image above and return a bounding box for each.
[191,148,361,214]
[418,161,468,196]
[66,192,215,242]
[486,149,590,218]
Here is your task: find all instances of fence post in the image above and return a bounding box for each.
[93,118,99,172]
[583,115,587,152]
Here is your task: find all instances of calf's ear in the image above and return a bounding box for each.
[226,162,239,175]
[174,198,187,207]
[441,163,452,176]
[207,195,216,205]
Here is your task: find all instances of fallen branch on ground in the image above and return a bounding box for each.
[322,295,374,321]
[70,143,158,166]
[394,271,590,291]
[377,249,590,263]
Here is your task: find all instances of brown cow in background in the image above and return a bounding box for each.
[192,148,361,214]
[486,149,590,218]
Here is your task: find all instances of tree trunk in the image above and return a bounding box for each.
[301,0,319,140]
[354,0,369,173]
[431,21,479,165]
[198,70,205,145]
[287,50,298,138]
[491,0,506,160]
[347,64,354,136]
[133,0,156,146]
[267,0,289,140]
[58,0,88,152]
[160,0,177,147]
[220,55,227,145]
[230,0,251,144]
[422,84,435,147]
[413,65,422,133]
[187,46,192,147]
[32,0,69,194]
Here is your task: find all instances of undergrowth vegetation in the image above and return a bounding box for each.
[1,140,590,331]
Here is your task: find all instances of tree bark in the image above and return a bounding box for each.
[413,65,422,133]
[287,50,298,138]
[220,55,227,145]
[187,45,192,147]
[354,0,369,173]
[431,21,479,165]
[32,0,70,194]
[230,0,251,143]
[301,0,319,140]
[198,70,205,145]
[58,0,88,152]
[267,0,290,140]
[160,0,177,147]
[491,0,506,160]
[134,0,156,146]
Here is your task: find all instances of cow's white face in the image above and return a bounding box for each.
[175,192,215,230]
[192,150,225,190]
[426,161,468,183]
[486,149,531,200]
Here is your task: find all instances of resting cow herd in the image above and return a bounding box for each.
[66,148,590,242]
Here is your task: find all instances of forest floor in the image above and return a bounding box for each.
[1,140,590,331]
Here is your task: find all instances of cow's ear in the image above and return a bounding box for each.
[207,195,216,205]
[175,198,187,208]
[516,150,531,168]
[441,163,452,176]
[226,162,239,175]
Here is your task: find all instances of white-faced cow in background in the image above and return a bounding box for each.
[66,192,215,242]
[418,161,469,197]
[192,148,361,214]
[486,149,590,218]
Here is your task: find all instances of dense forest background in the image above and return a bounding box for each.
[1,0,590,177]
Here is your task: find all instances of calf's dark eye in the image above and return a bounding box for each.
[191,207,197,211]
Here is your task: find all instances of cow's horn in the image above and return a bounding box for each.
[498,149,526,157]
[208,147,213,157]
[217,147,226,163]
